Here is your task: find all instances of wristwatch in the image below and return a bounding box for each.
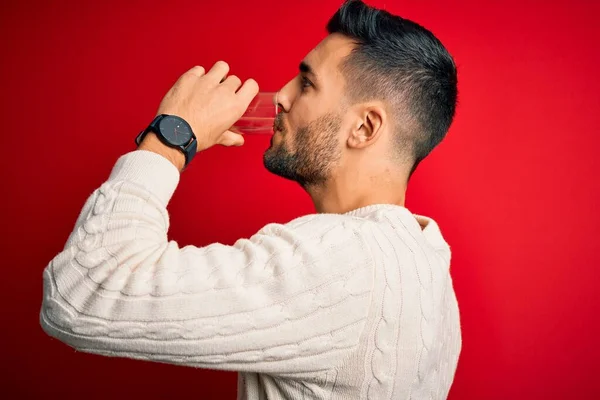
[135,114,198,167]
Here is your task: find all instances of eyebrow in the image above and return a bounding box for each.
[299,61,317,79]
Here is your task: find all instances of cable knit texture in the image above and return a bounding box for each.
[40,150,461,399]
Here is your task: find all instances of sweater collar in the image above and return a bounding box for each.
[344,204,449,250]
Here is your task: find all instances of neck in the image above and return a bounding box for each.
[305,167,407,214]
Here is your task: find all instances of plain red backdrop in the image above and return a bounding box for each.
[1,0,599,398]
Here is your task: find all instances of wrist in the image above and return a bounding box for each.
[137,132,186,172]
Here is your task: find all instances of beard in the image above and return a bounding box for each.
[263,112,342,188]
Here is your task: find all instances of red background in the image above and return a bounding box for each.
[1,0,599,398]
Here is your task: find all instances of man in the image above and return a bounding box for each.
[40,0,461,399]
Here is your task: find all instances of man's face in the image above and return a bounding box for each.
[263,34,355,187]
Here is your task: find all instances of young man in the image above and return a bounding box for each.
[40,1,461,398]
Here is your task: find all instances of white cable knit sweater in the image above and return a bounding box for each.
[40,150,461,400]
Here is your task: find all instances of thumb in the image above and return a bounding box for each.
[218,130,245,147]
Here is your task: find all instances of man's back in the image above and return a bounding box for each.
[237,205,461,400]
[40,151,461,400]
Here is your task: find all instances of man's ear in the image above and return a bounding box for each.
[347,104,386,149]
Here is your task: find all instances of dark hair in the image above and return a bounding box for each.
[327,0,458,179]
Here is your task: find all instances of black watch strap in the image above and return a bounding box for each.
[135,115,162,146]
[135,115,198,168]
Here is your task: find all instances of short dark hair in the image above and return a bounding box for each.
[327,0,458,179]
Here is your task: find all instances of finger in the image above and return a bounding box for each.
[187,65,205,78]
[218,130,245,147]
[221,75,242,92]
[171,66,204,92]
[236,78,260,105]
[205,61,230,84]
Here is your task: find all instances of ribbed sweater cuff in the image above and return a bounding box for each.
[108,149,180,205]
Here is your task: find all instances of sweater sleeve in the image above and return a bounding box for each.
[40,150,375,376]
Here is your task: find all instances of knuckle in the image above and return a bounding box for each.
[181,71,195,82]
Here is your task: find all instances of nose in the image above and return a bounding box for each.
[274,78,297,113]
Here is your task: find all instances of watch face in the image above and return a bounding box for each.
[159,116,192,146]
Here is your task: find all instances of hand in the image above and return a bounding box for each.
[156,61,259,152]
